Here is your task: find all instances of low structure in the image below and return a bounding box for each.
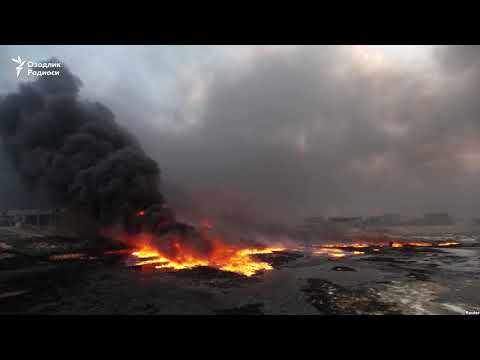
[422,213,454,225]
[363,213,402,227]
[0,208,62,227]
[328,217,363,227]
[406,213,455,226]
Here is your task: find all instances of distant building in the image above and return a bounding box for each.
[382,213,402,225]
[406,212,455,226]
[328,216,363,226]
[292,217,324,238]
[422,213,454,225]
[0,208,62,227]
[363,213,402,227]
[304,216,325,224]
[292,216,334,245]
[291,215,361,245]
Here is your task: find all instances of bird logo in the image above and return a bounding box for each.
[11,56,26,78]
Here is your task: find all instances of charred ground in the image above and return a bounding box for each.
[1,224,479,315]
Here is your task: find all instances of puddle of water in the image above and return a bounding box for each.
[441,303,467,314]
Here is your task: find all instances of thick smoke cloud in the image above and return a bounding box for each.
[0,59,163,224]
[133,46,480,225]
[435,45,480,73]
[2,46,480,231]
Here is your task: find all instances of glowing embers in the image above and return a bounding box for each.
[313,247,365,259]
[312,239,460,259]
[313,242,369,258]
[391,241,433,247]
[130,246,285,277]
[389,241,460,248]
[437,241,460,247]
[319,243,370,249]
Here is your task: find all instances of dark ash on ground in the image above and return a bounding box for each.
[1,225,479,315]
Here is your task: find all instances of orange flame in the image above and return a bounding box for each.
[313,248,348,258]
[319,242,370,249]
[107,220,462,276]
[131,245,284,276]
[437,241,460,247]
[312,238,460,258]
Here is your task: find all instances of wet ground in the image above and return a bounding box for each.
[1,225,480,315]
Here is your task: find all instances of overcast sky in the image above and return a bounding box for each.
[1,45,480,225]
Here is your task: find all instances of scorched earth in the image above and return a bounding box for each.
[1,224,479,315]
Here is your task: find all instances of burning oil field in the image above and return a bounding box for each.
[1,214,479,315]
[2,47,480,315]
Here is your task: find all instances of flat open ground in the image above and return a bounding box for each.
[1,225,479,315]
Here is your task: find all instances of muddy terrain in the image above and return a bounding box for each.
[1,225,479,315]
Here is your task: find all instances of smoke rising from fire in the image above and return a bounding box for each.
[134,45,480,225]
[2,46,480,229]
[0,59,163,224]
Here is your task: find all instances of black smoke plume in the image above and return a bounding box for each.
[0,59,164,225]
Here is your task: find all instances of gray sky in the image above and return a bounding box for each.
[1,45,480,225]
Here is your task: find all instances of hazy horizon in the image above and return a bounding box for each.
[2,45,480,226]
